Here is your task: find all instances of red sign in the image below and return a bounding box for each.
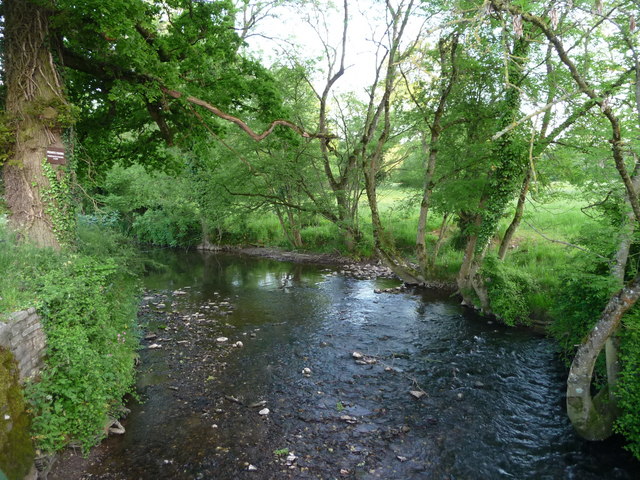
[46,147,66,165]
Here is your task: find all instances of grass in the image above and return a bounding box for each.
[219,183,595,313]
[0,220,60,315]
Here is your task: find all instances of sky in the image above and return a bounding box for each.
[240,0,427,97]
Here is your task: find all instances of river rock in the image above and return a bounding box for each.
[233,341,244,348]
[258,408,270,416]
[340,415,357,424]
[247,465,258,471]
[352,351,364,359]
[409,390,426,399]
[302,367,312,376]
[216,337,229,343]
[148,343,162,349]
[108,419,126,435]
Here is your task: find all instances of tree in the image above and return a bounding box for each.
[2,0,74,248]
[490,0,640,441]
[1,0,330,248]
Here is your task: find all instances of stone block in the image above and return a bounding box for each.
[33,334,45,348]
[10,334,23,349]
[13,343,30,362]
[18,356,31,372]
[0,323,10,347]
[9,310,29,323]
[21,323,41,338]
[10,320,27,336]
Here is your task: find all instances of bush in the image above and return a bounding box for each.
[548,256,618,364]
[482,255,537,326]
[614,310,640,459]
[0,223,140,454]
[27,256,139,452]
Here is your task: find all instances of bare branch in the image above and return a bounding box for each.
[491,91,578,141]
[162,87,334,141]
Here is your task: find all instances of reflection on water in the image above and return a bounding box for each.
[75,249,639,479]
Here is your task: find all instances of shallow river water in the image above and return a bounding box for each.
[52,249,639,479]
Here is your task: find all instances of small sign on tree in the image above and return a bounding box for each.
[46,146,66,165]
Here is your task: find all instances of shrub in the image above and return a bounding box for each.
[482,255,537,326]
[1,222,140,454]
[26,256,139,453]
[614,310,640,459]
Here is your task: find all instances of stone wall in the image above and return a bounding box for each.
[0,308,45,381]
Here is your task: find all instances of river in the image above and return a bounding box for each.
[50,249,639,479]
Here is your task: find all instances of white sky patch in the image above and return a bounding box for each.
[240,0,428,98]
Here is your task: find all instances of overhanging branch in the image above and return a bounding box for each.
[161,87,334,142]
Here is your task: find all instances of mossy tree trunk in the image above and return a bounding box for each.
[497,167,531,260]
[456,33,530,309]
[415,35,459,276]
[566,276,640,440]
[3,0,70,249]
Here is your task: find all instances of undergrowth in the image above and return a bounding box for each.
[1,221,140,454]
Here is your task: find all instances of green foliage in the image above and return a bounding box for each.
[99,165,201,247]
[0,112,15,167]
[27,255,139,453]
[547,209,624,362]
[41,161,77,247]
[0,222,140,454]
[0,222,62,314]
[482,255,537,326]
[132,208,201,247]
[615,310,640,459]
[548,264,616,361]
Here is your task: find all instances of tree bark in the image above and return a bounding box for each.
[567,276,640,440]
[498,167,531,260]
[3,0,69,249]
[415,132,437,270]
[430,212,450,271]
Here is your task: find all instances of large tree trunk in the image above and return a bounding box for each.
[456,212,489,307]
[3,0,69,249]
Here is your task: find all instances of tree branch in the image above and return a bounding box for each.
[161,87,333,141]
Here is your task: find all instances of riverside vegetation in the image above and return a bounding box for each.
[0,220,141,456]
[1,0,640,469]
